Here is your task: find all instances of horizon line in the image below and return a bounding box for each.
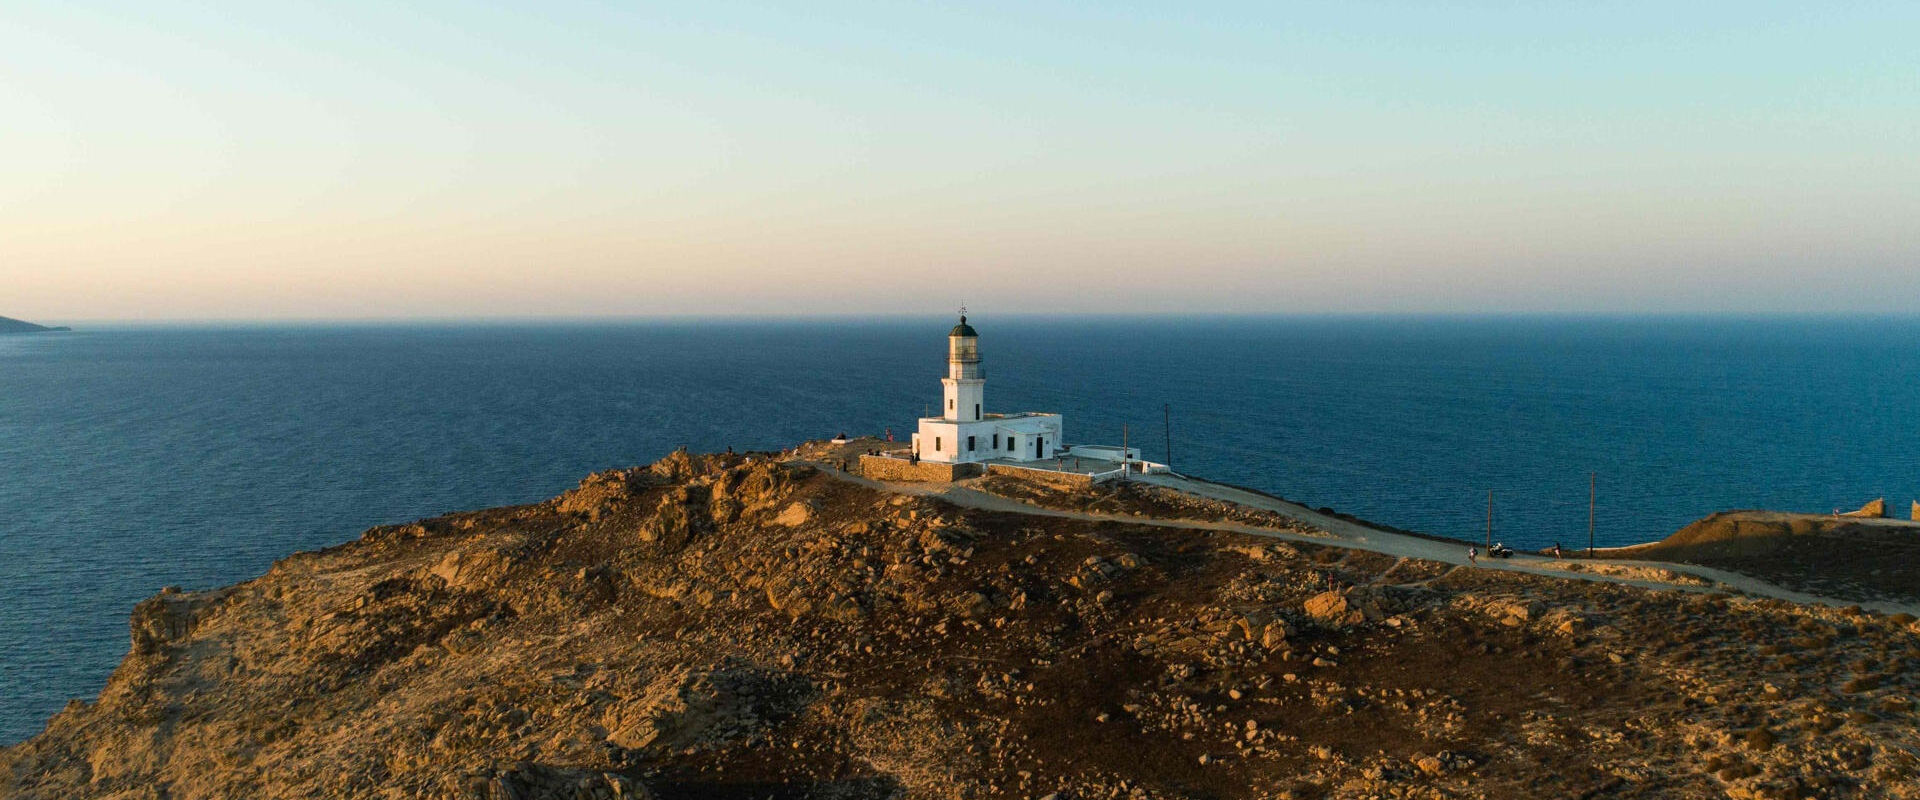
[29,310,1920,327]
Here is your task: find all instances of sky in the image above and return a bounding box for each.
[3,1,1917,321]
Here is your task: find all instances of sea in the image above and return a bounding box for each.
[4,315,1919,742]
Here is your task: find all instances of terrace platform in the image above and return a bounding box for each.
[859,444,1169,485]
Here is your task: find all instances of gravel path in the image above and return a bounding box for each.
[809,461,1920,616]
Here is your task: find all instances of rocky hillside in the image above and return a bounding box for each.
[5,448,1919,800]
[1621,511,1920,607]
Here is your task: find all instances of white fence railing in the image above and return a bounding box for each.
[992,459,1171,483]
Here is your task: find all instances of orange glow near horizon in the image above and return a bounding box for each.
[5,2,1917,320]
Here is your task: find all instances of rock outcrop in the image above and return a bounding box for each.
[1621,509,1920,606]
[127,586,220,657]
[5,448,1920,799]
[1840,498,1887,518]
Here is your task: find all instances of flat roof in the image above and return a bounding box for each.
[973,453,1124,475]
[918,412,1060,424]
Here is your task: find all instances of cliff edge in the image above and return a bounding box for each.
[4,447,1918,799]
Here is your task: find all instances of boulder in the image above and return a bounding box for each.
[1485,598,1541,627]
[555,469,648,519]
[1304,591,1349,624]
[1261,621,1293,650]
[1305,590,1382,626]
[640,485,710,548]
[1234,611,1272,641]
[427,540,520,592]
[957,591,994,619]
[711,461,795,520]
[1067,556,1127,589]
[648,448,709,482]
[774,502,811,527]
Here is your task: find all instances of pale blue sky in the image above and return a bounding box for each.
[4,2,1916,319]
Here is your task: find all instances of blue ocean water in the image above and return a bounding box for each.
[4,316,1919,742]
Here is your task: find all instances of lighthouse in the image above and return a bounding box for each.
[912,313,1063,464]
[942,315,984,422]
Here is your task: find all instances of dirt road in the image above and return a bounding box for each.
[809,461,1920,616]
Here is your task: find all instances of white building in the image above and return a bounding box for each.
[912,315,1064,464]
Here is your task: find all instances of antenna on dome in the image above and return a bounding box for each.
[958,303,967,321]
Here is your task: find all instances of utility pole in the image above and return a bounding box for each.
[1163,403,1172,471]
[1485,490,1493,549]
[1121,424,1130,480]
[1588,472,1596,558]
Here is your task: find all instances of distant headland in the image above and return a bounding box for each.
[0,316,71,334]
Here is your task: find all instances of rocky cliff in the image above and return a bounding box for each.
[4,448,1919,800]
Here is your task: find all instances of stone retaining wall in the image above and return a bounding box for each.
[858,455,982,482]
[985,463,1098,490]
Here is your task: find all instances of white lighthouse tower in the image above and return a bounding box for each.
[912,312,1063,464]
[942,315,985,422]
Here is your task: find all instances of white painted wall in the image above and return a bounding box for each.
[917,421,953,462]
[917,418,1006,463]
[993,415,1064,462]
[942,379,984,421]
[919,415,1069,463]
[911,326,1065,465]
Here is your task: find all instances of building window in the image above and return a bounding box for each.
[948,398,954,409]
[1007,438,1016,452]
[974,403,980,420]
[992,433,999,448]
[967,435,975,452]
[935,436,942,452]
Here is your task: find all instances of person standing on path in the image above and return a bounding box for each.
[1468,546,1478,565]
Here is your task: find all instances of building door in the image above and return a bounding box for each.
[1035,436,1043,455]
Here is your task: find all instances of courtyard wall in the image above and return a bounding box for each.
[859,455,983,482]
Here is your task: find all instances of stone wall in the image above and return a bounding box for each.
[985,463,1098,490]
[858,455,982,483]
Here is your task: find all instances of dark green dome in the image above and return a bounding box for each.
[949,315,978,337]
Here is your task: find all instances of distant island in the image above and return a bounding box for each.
[0,315,71,334]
